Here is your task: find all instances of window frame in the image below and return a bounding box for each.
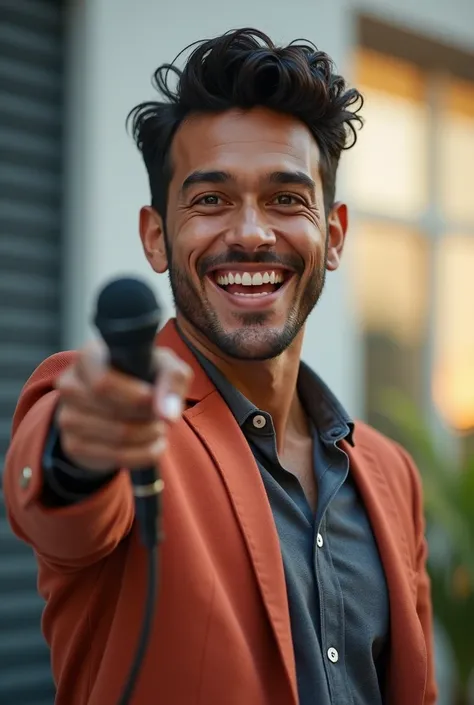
[352,16,474,446]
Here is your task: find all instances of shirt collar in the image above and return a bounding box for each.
[177,327,354,446]
[297,362,354,446]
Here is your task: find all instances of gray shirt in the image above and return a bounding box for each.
[185,337,390,705]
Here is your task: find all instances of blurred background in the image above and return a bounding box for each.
[0,0,473,703]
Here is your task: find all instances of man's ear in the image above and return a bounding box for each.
[139,206,168,273]
[326,202,348,272]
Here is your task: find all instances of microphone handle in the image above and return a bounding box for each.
[108,343,156,383]
[108,343,162,549]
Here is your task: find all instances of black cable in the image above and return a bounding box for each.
[117,544,159,705]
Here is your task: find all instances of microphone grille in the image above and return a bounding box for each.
[96,277,159,321]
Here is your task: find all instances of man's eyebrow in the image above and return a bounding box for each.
[179,169,316,196]
[180,170,232,195]
[267,171,316,193]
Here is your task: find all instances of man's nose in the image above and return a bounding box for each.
[223,208,277,251]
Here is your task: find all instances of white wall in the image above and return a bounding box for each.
[63,0,474,417]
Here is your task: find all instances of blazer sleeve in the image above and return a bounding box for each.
[3,352,135,570]
[402,447,438,705]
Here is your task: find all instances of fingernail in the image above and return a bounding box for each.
[151,437,167,456]
[161,394,182,421]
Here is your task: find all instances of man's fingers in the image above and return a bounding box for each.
[60,434,167,473]
[57,341,154,418]
[57,406,166,446]
[57,343,192,422]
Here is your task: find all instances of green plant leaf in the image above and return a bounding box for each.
[378,388,474,693]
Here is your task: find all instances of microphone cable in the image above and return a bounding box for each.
[116,522,161,705]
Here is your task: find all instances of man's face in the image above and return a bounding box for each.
[140,107,347,360]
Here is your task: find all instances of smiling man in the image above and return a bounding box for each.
[4,28,436,705]
[141,108,328,367]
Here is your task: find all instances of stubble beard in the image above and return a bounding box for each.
[167,249,328,361]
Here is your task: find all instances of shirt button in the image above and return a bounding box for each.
[316,533,324,548]
[327,647,339,663]
[252,414,266,429]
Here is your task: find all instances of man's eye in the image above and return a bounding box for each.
[196,194,222,205]
[273,194,301,205]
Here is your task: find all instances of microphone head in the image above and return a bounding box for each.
[94,276,162,348]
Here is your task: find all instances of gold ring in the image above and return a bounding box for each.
[133,479,165,498]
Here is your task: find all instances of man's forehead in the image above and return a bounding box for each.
[170,108,321,181]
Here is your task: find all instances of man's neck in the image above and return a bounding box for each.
[176,316,308,446]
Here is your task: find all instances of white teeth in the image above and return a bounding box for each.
[215,270,286,287]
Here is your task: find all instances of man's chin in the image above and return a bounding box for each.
[206,324,297,361]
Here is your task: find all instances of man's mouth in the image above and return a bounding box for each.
[208,268,293,298]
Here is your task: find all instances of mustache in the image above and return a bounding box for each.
[197,251,305,279]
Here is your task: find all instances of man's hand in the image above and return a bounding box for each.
[55,341,192,473]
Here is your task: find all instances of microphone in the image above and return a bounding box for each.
[93,276,163,549]
[93,276,164,705]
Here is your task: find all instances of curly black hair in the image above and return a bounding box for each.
[127,28,363,218]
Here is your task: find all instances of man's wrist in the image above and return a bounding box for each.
[42,422,118,505]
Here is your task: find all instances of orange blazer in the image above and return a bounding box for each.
[4,320,437,705]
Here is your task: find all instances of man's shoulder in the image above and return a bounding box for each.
[352,418,400,454]
[11,350,77,437]
[32,350,78,380]
[351,418,422,498]
[23,349,78,399]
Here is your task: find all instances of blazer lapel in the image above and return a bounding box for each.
[344,439,427,705]
[157,321,298,704]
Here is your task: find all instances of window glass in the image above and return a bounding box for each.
[347,50,429,219]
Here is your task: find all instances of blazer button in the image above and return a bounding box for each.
[20,466,33,489]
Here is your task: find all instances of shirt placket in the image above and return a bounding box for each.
[314,441,353,704]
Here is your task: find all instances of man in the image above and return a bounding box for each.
[4,28,436,705]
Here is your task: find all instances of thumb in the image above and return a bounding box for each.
[74,338,110,386]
